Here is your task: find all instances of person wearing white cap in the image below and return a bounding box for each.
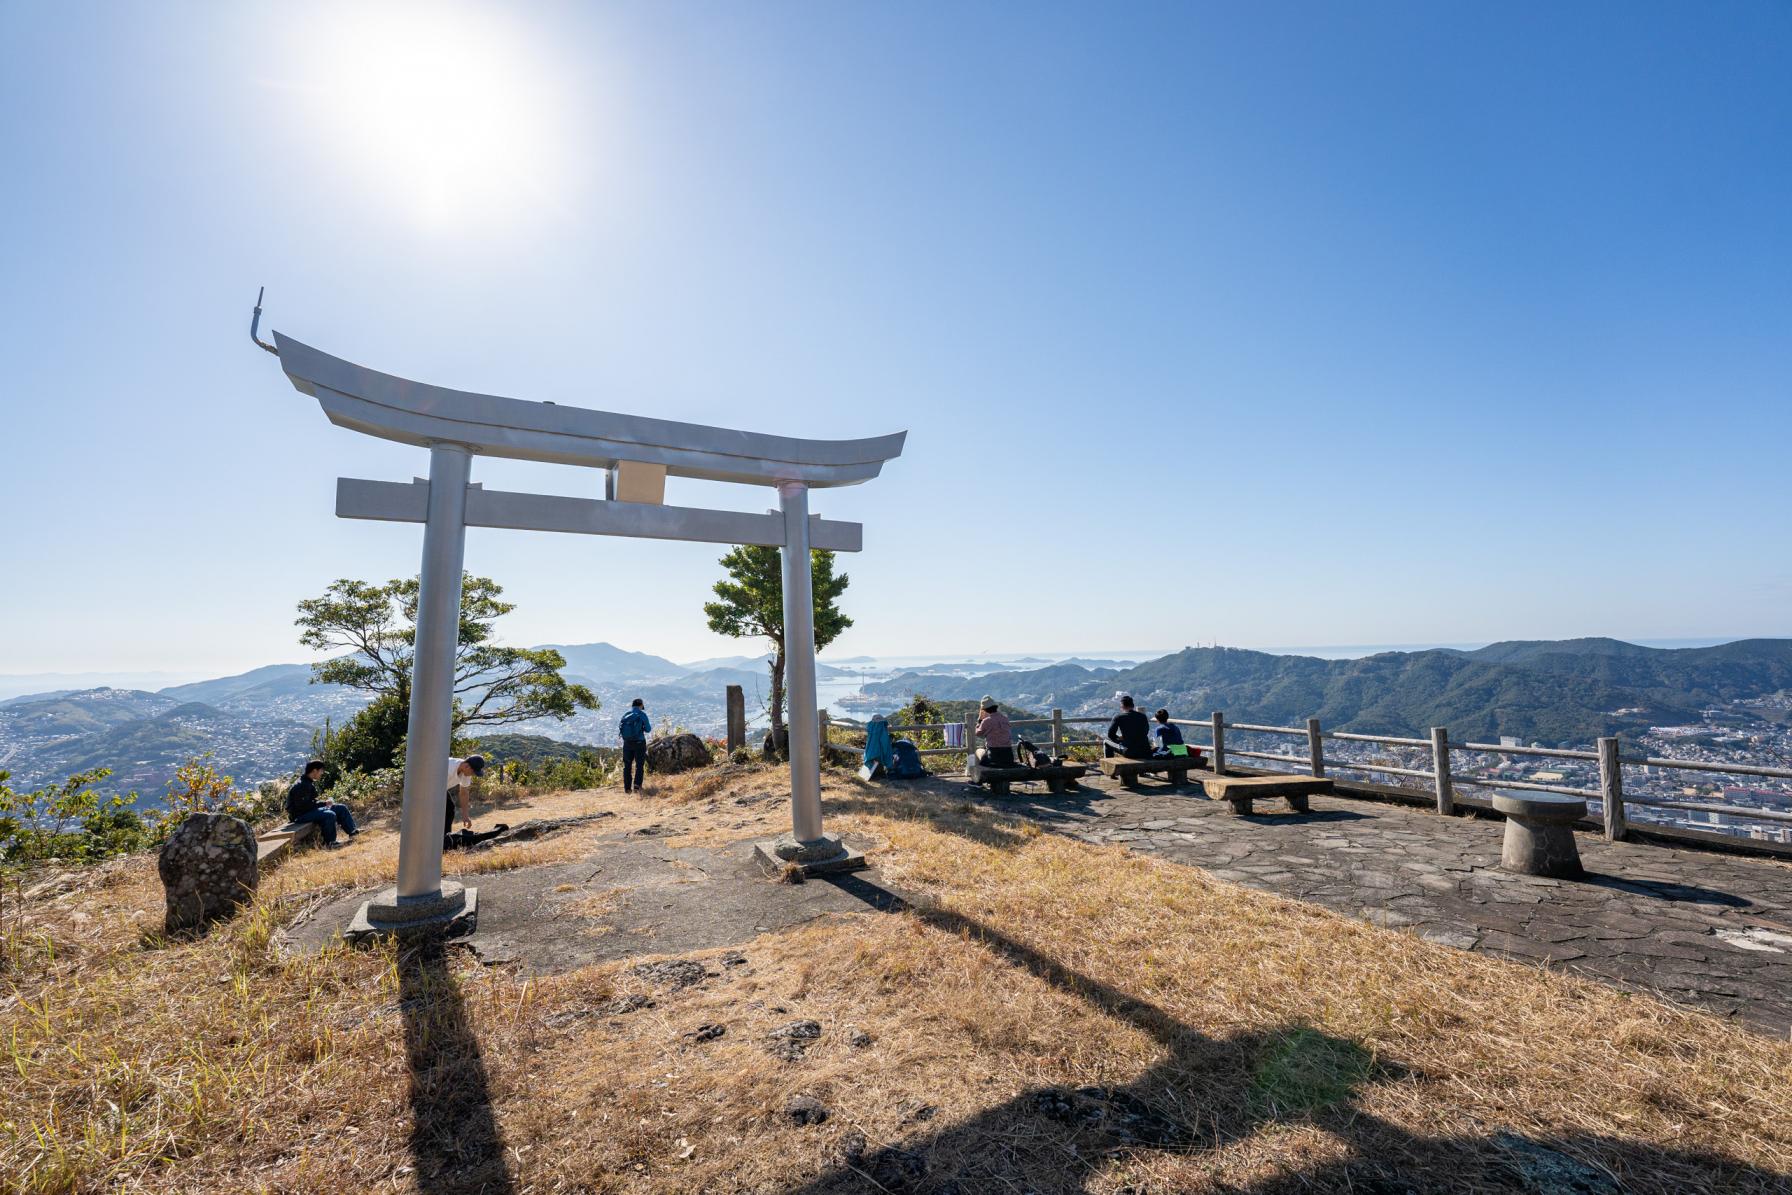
[974,696,1015,768]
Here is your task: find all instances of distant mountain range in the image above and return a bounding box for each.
[7,637,1790,797]
[866,638,1792,746]
[0,641,854,795]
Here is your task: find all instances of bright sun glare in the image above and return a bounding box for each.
[299,5,566,229]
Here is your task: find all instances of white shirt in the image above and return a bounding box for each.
[446,757,469,792]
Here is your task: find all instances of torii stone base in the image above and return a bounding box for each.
[345,880,480,942]
[752,834,868,878]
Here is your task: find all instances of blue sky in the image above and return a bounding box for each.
[2,1,1788,676]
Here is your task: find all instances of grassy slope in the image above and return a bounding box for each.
[3,768,1790,1193]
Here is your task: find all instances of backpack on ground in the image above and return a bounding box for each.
[890,738,927,779]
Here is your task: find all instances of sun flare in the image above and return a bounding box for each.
[296,4,568,229]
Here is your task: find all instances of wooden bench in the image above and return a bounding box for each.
[967,758,1090,796]
[1099,754,1210,789]
[1196,772,1333,815]
[254,820,320,868]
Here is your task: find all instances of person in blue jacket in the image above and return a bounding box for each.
[619,698,651,794]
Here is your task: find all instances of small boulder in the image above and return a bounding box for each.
[631,959,709,990]
[648,733,713,775]
[157,813,258,935]
[784,1095,829,1125]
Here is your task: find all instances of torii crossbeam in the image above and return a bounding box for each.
[254,302,904,936]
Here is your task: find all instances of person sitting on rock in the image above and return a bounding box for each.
[285,759,357,849]
[1106,694,1154,759]
[975,697,1015,768]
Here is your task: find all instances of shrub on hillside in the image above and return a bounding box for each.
[315,691,411,779]
[0,768,141,868]
[322,766,405,811]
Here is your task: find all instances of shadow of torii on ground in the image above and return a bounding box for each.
[779,871,1785,1195]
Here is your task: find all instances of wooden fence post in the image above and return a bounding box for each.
[1210,712,1226,774]
[1306,717,1325,777]
[1599,736,1626,841]
[1051,708,1064,756]
[965,714,978,767]
[1430,727,1454,815]
[819,708,830,758]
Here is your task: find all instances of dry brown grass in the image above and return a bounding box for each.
[2,764,1789,1193]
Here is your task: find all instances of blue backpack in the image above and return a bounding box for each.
[619,709,650,742]
[890,738,926,780]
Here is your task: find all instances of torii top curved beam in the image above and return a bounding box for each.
[270,332,906,488]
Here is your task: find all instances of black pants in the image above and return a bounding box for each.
[979,746,1015,768]
[622,739,647,791]
[1105,743,1153,759]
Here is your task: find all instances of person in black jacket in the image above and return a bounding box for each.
[1105,695,1154,759]
[285,760,357,847]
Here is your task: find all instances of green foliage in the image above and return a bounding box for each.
[0,768,139,867]
[0,753,276,869]
[156,755,270,834]
[703,546,851,737]
[315,690,411,778]
[296,573,599,731]
[320,767,405,811]
[485,749,618,793]
[468,733,595,768]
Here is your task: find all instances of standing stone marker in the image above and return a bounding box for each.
[726,684,747,753]
[158,812,258,934]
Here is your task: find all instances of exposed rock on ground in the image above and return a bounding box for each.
[647,733,712,774]
[783,1095,828,1125]
[157,813,257,935]
[464,813,613,851]
[630,959,710,990]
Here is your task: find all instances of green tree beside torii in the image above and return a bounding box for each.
[703,547,851,753]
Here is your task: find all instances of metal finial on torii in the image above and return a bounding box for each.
[251,292,904,937]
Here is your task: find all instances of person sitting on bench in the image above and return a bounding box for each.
[1152,709,1196,758]
[975,697,1015,768]
[1105,694,1154,759]
[285,759,357,849]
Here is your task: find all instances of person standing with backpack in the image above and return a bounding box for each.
[619,698,651,794]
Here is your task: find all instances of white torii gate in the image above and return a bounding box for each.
[253,298,904,935]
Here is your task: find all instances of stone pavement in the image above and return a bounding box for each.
[979,779,1792,1036]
